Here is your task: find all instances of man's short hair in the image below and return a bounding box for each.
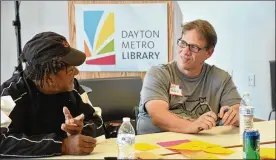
[181,19,217,49]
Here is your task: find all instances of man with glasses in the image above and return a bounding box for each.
[137,19,241,135]
[0,32,105,157]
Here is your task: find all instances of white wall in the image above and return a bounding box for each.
[177,1,275,120]
[1,1,275,119]
[1,1,69,83]
[173,1,183,60]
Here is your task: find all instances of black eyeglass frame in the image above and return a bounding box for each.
[177,38,209,53]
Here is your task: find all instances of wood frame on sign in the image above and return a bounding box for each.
[68,1,174,80]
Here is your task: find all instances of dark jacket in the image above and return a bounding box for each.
[0,73,105,157]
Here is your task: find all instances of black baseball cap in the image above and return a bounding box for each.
[20,32,86,66]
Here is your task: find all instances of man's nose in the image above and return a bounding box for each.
[180,46,191,56]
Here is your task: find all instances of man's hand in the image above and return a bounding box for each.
[187,111,217,133]
[219,105,239,126]
[61,134,96,155]
[61,106,84,136]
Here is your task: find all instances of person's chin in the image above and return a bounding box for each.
[180,61,192,69]
[66,83,74,92]
[182,65,193,71]
[69,84,74,91]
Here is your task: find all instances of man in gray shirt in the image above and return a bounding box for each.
[137,19,241,135]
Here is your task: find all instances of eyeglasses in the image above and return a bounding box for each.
[177,39,208,53]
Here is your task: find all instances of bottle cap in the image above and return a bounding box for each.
[123,117,130,122]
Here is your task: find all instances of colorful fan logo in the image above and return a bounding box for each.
[83,11,115,65]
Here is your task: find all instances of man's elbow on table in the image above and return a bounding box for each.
[145,100,200,134]
[145,100,173,129]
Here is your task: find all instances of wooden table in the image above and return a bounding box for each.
[44,120,275,159]
[135,120,275,148]
[164,143,275,159]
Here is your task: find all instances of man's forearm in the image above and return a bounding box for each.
[151,110,192,133]
[0,132,62,157]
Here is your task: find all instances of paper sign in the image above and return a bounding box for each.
[167,140,220,150]
[157,139,190,147]
[190,140,221,148]
[75,4,168,71]
[157,139,190,153]
[203,146,234,154]
[168,143,202,151]
[166,139,234,155]
[260,148,275,159]
[180,150,220,159]
[135,143,160,151]
[136,151,163,159]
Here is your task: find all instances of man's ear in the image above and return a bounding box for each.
[206,47,214,58]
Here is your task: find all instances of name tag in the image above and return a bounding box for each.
[169,83,182,96]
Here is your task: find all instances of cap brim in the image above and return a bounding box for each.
[61,48,86,66]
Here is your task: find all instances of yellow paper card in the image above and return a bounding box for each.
[135,143,160,151]
[260,148,275,159]
[167,140,220,151]
[180,150,220,159]
[167,142,202,151]
[203,146,235,154]
[135,151,163,159]
[192,153,220,159]
[180,150,201,158]
[191,140,221,148]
